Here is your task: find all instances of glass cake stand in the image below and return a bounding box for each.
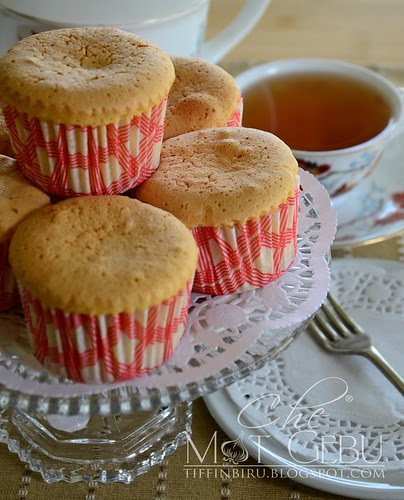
[0,169,336,483]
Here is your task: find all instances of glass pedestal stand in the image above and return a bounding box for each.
[0,169,336,483]
[0,403,192,483]
[0,321,306,484]
[0,316,310,484]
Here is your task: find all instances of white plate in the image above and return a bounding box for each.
[332,127,404,248]
[204,258,404,499]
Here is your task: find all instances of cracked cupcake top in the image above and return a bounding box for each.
[0,27,175,126]
[135,127,298,228]
[9,196,198,314]
[164,56,240,140]
[0,154,50,244]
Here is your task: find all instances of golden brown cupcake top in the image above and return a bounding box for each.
[0,111,13,157]
[0,27,175,126]
[0,154,50,244]
[9,196,198,315]
[164,56,240,140]
[136,128,298,228]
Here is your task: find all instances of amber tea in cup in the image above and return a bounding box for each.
[242,72,393,152]
[236,59,402,197]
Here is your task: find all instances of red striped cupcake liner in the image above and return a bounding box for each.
[2,98,168,197]
[226,93,243,127]
[0,240,19,310]
[19,280,192,384]
[192,180,300,295]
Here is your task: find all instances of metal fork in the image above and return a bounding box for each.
[308,292,404,396]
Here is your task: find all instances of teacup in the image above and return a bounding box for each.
[0,0,269,63]
[236,59,403,197]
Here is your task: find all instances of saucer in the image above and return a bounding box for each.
[204,258,404,499]
[332,128,404,248]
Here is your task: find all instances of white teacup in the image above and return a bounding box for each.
[236,59,403,197]
[0,0,269,62]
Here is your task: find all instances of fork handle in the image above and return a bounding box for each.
[363,346,404,396]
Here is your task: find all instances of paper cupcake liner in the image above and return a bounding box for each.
[0,240,19,310]
[2,98,168,197]
[192,180,300,295]
[225,93,243,127]
[19,280,192,384]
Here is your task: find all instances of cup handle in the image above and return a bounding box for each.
[199,0,270,63]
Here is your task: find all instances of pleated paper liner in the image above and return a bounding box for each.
[2,97,167,197]
[225,92,243,127]
[192,180,299,295]
[19,280,192,384]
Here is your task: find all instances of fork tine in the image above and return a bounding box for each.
[307,321,331,346]
[312,311,340,341]
[328,292,365,334]
[321,301,350,337]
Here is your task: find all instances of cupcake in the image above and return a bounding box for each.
[0,110,13,157]
[9,196,198,383]
[136,128,299,295]
[0,154,50,310]
[0,28,175,197]
[164,57,242,140]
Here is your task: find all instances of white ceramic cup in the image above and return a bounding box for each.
[236,59,403,197]
[0,0,269,62]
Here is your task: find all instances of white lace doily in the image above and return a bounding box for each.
[214,258,404,472]
[0,169,336,410]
